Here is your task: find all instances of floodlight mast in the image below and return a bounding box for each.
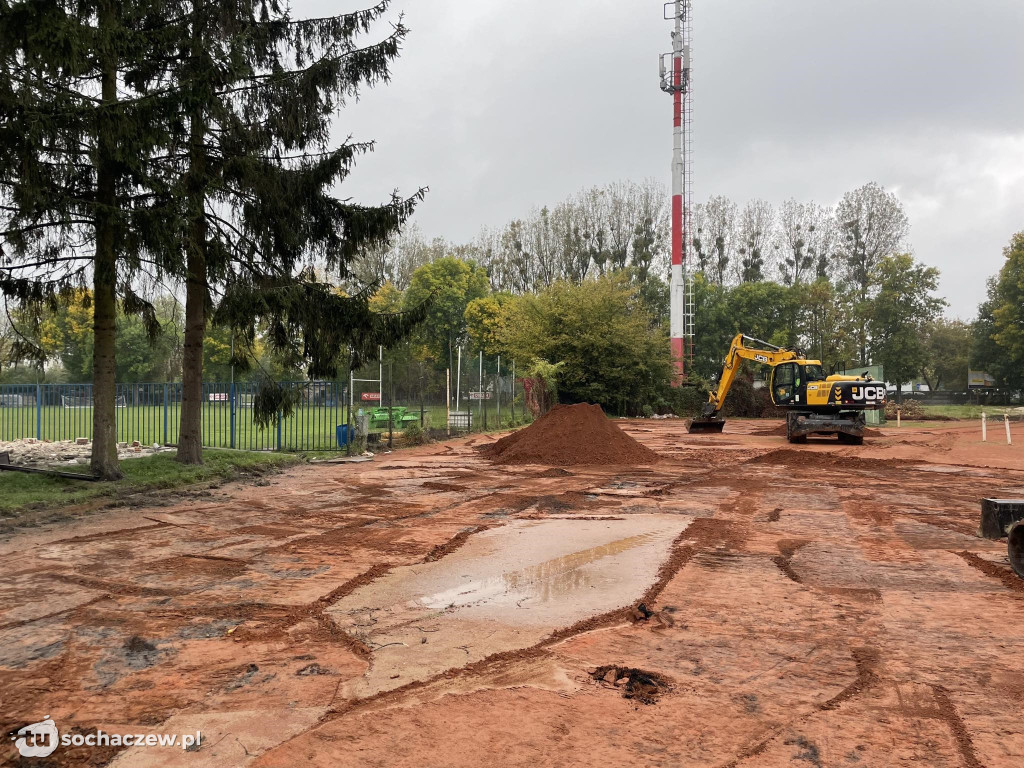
[660,0,694,383]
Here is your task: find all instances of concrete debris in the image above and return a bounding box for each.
[0,438,172,468]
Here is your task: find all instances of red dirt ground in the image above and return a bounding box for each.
[482,403,661,466]
[1,418,1024,767]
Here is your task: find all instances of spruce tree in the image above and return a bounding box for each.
[145,0,425,463]
[0,0,169,479]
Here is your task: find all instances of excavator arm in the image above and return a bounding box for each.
[688,334,801,433]
[701,334,800,417]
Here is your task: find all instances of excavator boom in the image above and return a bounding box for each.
[688,334,799,434]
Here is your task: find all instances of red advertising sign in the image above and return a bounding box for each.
[360,392,381,401]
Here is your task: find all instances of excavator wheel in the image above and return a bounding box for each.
[837,432,864,445]
[785,413,808,444]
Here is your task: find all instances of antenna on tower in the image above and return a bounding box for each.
[659,0,694,383]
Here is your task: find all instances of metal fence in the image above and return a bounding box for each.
[0,367,531,452]
[0,381,347,452]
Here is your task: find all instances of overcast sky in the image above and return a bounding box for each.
[305,0,1024,318]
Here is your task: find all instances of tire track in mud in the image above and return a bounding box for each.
[44,573,188,597]
[771,539,811,584]
[720,646,882,767]
[0,595,109,632]
[819,647,880,710]
[421,525,493,562]
[953,550,1024,596]
[931,685,985,768]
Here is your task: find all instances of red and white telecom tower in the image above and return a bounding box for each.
[660,0,694,382]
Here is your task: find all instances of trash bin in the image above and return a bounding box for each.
[336,424,351,447]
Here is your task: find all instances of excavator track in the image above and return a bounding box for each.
[786,411,865,444]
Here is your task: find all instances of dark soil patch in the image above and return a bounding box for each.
[124,635,157,655]
[422,481,469,492]
[536,468,574,478]
[296,663,331,676]
[481,404,661,466]
[150,554,247,578]
[590,665,673,704]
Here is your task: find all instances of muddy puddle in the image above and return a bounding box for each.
[328,515,689,697]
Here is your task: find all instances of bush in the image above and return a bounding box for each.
[666,380,710,417]
[401,420,432,446]
[719,374,784,418]
[641,404,655,418]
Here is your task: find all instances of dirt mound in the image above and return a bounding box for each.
[745,449,895,472]
[536,467,574,478]
[482,404,661,466]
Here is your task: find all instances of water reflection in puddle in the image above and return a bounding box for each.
[417,532,659,611]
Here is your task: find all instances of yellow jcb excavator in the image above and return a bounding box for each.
[688,333,886,444]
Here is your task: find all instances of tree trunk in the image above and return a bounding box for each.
[92,225,121,479]
[177,245,206,464]
[176,80,208,465]
[90,0,122,481]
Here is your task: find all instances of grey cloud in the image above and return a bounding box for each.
[308,0,1024,317]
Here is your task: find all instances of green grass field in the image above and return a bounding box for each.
[919,404,1024,420]
[0,450,302,526]
[0,401,524,451]
[0,404,348,450]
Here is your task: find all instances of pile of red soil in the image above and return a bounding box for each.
[482,403,661,466]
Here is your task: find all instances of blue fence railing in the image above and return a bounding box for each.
[0,381,348,452]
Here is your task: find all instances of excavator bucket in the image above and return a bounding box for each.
[687,417,726,434]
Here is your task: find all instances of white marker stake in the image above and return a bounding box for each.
[982,412,987,442]
[1006,414,1013,445]
[897,408,901,429]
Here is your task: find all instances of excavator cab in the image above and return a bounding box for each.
[769,362,824,407]
[770,363,799,406]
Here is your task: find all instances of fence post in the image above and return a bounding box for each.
[347,370,353,457]
[388,361,394,450]
[36,383,42,440]
[277,410,283,451]
[162,384,168,446]
[229,381,236,449]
